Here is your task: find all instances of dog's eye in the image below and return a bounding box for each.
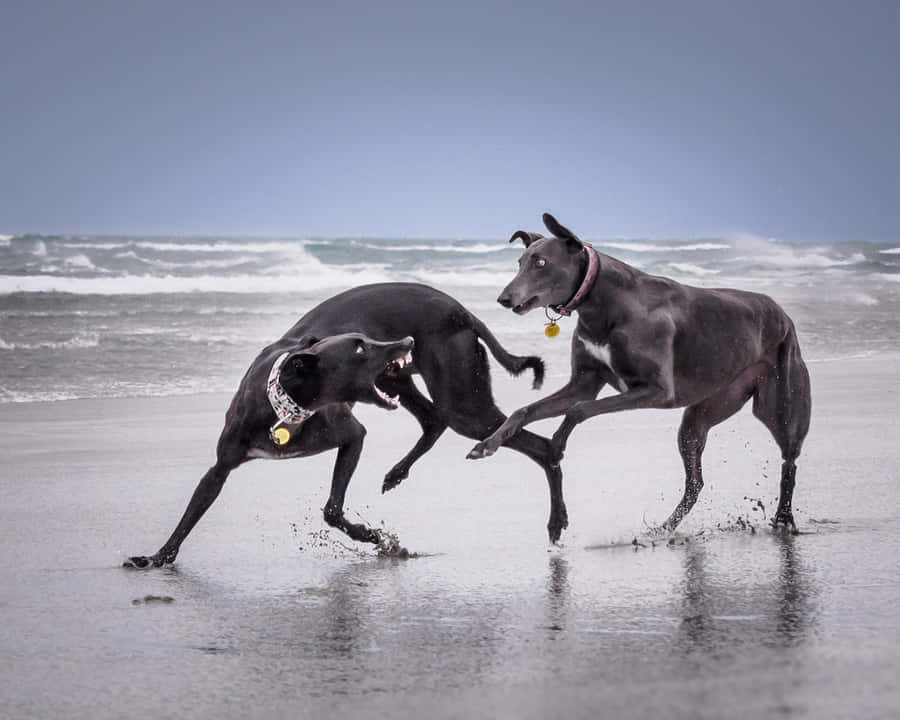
[355,345,365,355]
[535,257,546,268]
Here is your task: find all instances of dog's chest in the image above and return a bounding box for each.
[246,445,310,460]
[577,335,629,392]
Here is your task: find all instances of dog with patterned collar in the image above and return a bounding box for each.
[126,283,559,569]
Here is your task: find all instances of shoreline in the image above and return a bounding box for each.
[2,347,897,410]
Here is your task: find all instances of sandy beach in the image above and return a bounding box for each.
[1,352,898,719]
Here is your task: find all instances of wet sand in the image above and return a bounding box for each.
[1,354,899,719]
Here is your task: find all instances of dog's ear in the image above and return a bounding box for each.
[509,230,544,248]
[542,213,581,242]
[543,213,584,254]
[289,351,318,374]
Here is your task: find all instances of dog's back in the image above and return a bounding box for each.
[282,282,543,388]
[285,283,467,345]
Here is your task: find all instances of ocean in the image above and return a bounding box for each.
[1,231,898,403]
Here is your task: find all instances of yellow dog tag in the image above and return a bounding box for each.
[544,322,560,338]
[272,427,291,445]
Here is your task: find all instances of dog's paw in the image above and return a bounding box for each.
[547,506,569,545]
[382,466,408,493]
[646,523,673,538]
[467,441,497,460]
[771,513,799,535]
[123,555,154,569]
[123,551,175,569]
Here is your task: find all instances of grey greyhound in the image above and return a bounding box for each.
[127,284,564,568]
[467,214,811,533]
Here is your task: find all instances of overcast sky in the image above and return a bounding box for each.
[2,1,899,241]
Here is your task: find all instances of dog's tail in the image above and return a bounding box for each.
[465,312,545,390]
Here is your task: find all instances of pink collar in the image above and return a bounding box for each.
[556,243,600,316]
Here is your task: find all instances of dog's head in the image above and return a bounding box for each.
[497,213,588,314]
[278,333,414,411]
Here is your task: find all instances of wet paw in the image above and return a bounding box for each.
[771,515,799,535]
[547,523,564,544]
[467,441,497,460]
[382,466,408,493]
[362,526,382,545]
[547,508,569,544]
[123,555,155,569]
[647,523,673,538]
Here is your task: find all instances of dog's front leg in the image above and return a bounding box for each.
[550,385,674,460]
[322,418,380,544]
[125,460,236,568]
[467,371,603,460]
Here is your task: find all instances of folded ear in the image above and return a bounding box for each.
[542,213,581,243]
[289,351,319,374]
[509,230,544,248]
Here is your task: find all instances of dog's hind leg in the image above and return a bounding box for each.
[752,335,811,533]
[426,333,568,542]
[504,430,568,543]
[322,413,380,544]
[451,402,568,542]
[124,437,248,568]
[378,376,448,493]
[662,363,768,532]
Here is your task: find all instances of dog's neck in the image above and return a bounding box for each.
[555,243,600,316]
[570,252,640,339]
[267,352,316,424]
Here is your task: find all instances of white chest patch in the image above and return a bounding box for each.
[246,446,307,460]
[578,335,629,392]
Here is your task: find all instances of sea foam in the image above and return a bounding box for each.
[0,270,392,295]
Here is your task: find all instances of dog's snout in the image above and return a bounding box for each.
[497,294,513,308]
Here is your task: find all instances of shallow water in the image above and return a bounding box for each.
[1,356,899,718]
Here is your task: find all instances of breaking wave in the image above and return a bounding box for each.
[600,241,731,252]
[665,262,721,276]
[64,239,311,253]
[114,250,263,270]
[353,241,507,254]
[0,333,100,350]
[0,270,392,295]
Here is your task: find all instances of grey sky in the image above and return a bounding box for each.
[2,1,898,241]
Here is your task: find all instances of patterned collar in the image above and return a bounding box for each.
[267,351,314,432]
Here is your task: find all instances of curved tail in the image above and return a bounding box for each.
[465,312,545,390]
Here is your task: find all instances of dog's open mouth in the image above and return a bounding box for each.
[513,296,540,314]
[383,349,413,377]
[373,350,414,409]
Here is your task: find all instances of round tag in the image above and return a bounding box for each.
[544,322,560,338]
[272,427,291,445]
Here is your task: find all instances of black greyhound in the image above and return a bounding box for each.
[126,283,565,568]
[468,214,811,533]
